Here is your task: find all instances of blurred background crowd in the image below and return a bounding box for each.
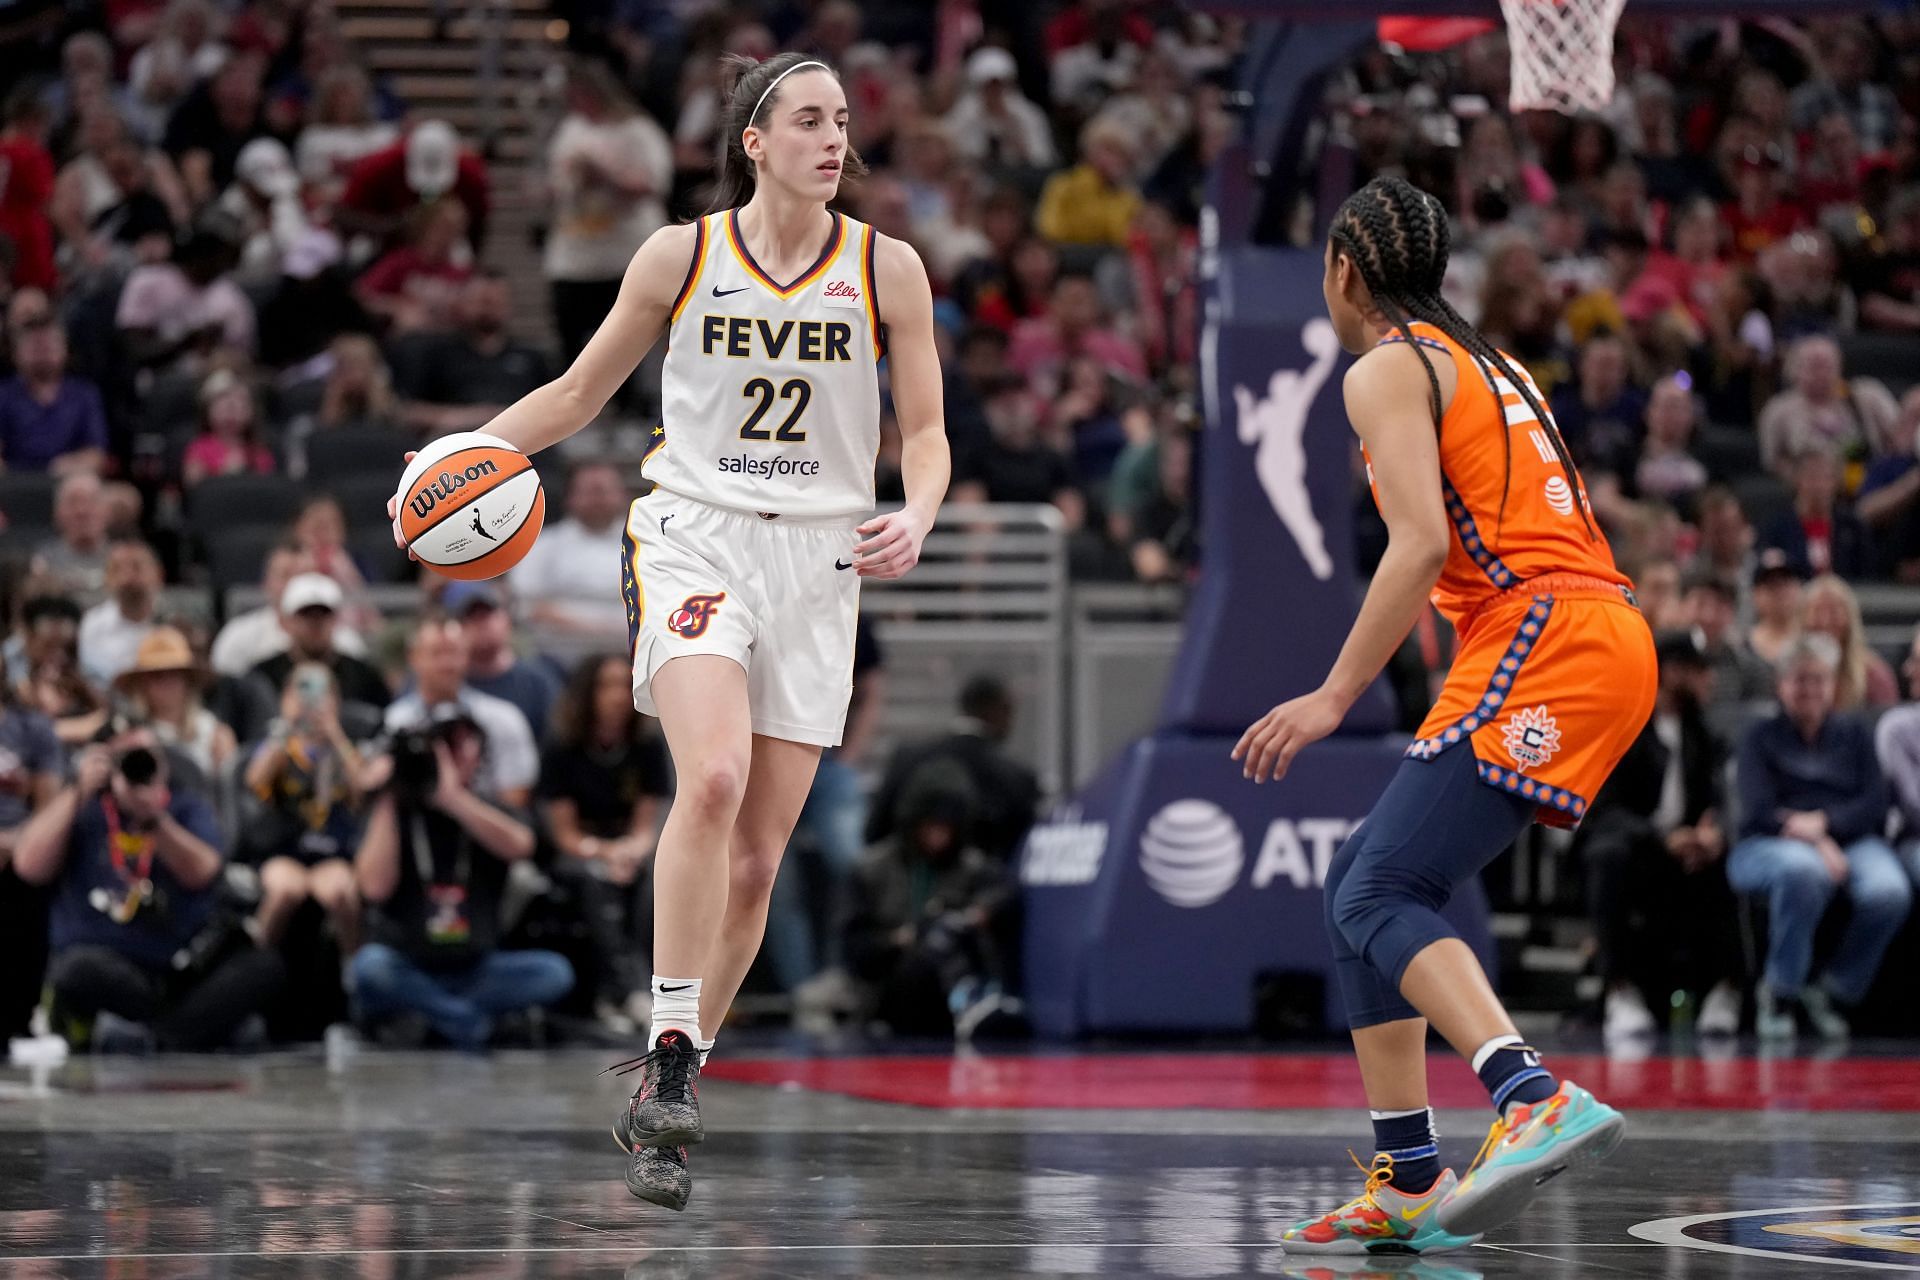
[0,0,1917,1053]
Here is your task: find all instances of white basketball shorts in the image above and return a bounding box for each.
[620,489,861,747]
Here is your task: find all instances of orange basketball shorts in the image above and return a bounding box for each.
[1406,579,1657,828]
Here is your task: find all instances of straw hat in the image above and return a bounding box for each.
[113,627,205,690]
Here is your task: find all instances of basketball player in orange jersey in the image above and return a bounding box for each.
[1233,177,1656,1255]
[390,52,948,1211]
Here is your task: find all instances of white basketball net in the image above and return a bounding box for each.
[1500,0,1627,114]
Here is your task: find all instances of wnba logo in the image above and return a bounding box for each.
[409,460,501,519]
[667,592,727,639]
[1139,800,1245,908]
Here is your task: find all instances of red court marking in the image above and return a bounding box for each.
[703,1053,1920,1112]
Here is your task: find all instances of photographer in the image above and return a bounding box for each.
[13,743,284,1050]
[351,706,572,1049]
[844,760,1018,1039]
[242,662,367,950]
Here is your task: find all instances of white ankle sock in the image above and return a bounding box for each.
[696,1036,714,1067]
[649,976,702,1048]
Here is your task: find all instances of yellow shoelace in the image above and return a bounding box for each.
[1465,1114,1511,1176]
[1331,1149,1397,1216]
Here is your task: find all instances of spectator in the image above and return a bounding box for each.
[1731,633,1910,1039]
[314,333,398,431]
[350,706,572,1049]
[115,222,255,370]
[1036,117,1142,249]
[1632,557,1686,631]
[1093,48,1193,182]
[287,494,374,619]
[1749,550,1805,668]
[180,367,273,487]
[394,273,553,435]
[1126,425,1195,584]
[868,672,1040,864]
[1720,144,1806,264]
[1876,625,1920,880]
[15,741,284,1051]
[337,120,490,254]
[538,652,670,1033]
[440,581,560,738]
[1634,377,1708,509]
[0,672,62,1041]
[1549,332,1643,477]
[222,136,341,289]
[1684,573,1774,721]
[0,89,58,293]
[1008,272,1147,397]
[162,49,270,206]
[0,317,108,474]
[1578,631,1742,1040]
[1857,387,1920,579]
[112,626,235,779]
[242,662,365,950]
[1789,21,1901,152]
[129,0,228,120]
[249,572,389,713]
[209,544,368,679]
[1801,573,1899,713]
[1104,200,1198,377]
[15,595,106,747]
[544,58,672,364]
[845,759,1017,1039]
[1758,445,1871,580]
[294,65,398,204]
[383,617,537,809]
[1688,486,1758,603]
[354,199,473,336]
[1758,336,1900,477]
[77,541,162,686]
[944,47,1056,174]
[74,132,183,269]
[951,378,1084,530]
[1853,186,1920,335]
[509,459,629,646]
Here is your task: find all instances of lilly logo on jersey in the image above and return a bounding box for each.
[408,460,501,519]
[821,279,862,308]
[667,592,727,639]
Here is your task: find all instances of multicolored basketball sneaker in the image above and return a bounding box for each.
[1436,1079,1625,1237]
[1280,1153,1481,1256]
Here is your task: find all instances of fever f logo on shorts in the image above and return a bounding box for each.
[667,592,727,639]
[1502,705,1563,770]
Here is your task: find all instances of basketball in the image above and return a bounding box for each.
[394,431,545,581]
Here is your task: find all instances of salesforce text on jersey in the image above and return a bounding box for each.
[718,455,824,479]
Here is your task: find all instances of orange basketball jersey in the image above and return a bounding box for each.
[1362,321,1632,630]
[1361,322,1654,828]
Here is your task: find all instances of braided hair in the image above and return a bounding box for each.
[1328,176,1595,543]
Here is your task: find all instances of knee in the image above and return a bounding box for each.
[728,837,786,908]
[1328,860,1387,951]
[527,953,575,1005]
[258,859,310,906]
[680,753,749,823]
[1852,857,1914,922]
[311,867,360,914]
[349,944,405,995]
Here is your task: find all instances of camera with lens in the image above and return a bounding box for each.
[389,728,440,803]
[117,746,161,788]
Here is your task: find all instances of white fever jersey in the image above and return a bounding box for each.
[648,208,884,523]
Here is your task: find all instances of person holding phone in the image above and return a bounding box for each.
[242,662,368,951]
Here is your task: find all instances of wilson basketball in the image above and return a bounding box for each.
[394,431,545,581]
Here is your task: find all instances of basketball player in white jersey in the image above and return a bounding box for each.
[389,51,949,1210]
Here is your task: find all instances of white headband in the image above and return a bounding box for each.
[751,60,829,129]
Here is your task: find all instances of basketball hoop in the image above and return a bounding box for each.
[1500,0,1627,115]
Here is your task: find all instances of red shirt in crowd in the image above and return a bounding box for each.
[0,134,57,291]
[340,141,490,248]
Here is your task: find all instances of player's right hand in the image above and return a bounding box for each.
[388,451,418,559]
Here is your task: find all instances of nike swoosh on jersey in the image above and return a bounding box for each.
[711,285,749,297]
[835,560,854,571]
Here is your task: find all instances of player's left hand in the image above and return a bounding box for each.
[1232,688,1348,784]
[852,506,931,579]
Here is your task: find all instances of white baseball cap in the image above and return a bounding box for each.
[235,137,299,199]
[281,572,344,615]
[966,47,1018,86]
[405,120,460,198]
